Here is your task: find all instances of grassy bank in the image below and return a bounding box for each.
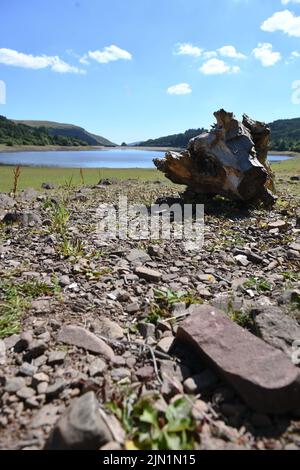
[0,166,166,192]
[0,158,299,193]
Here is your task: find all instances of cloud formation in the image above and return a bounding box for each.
[218,45,246,59]
[0,48,86,74]
[174,43,203,57]
[252,43,281,67]
[199,58,240,75]
[167,83,192,95]
[261,10,300,37]
[85,45,132,64]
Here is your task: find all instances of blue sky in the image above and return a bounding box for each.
[0,0,300,144]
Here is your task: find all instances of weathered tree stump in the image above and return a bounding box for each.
[153,109,276,206]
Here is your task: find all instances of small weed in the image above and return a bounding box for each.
[49,202,70,234]
[243,277,272,294]
[147,288,202,324]
[107,394,197,450]
[79,168,85,186]
[58,237,84,258]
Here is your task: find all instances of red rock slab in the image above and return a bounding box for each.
[177,305,300,414]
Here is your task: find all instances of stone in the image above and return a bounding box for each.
[177,304,300,414]
[135,365,155,380]
[31,404,60,429]
[0,339,6,365]
[31,299,51,313]
[14,332,33,353]
[125,302,140,314]
[5,377,26,393]
[45,379,66,399]
[19,362,38,377]
[23,340,47,361]
[45,392,112,450]
[135,266,162,282]
[17,387,36,400]
[4,334,21,350]
[20,212,42,227]
[89,358,107,377]
[126,249,150,264]
[252,306,300,356]
[0,193,15,208]
[268,220,287,231]
[47,351,67,366]
[42,183,55,190]
[138,322,156,339]
[94,318,124,340]
[59,275,71,287]
[289,243,300,252]
[57,325,114,360]
[156,337,174,354]
[235,255,250,267]
[183,370,218,394]
[110,368,131,381]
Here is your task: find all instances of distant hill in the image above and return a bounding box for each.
[269,118,300,152]
[137,117,300,152]
[14,120,116,147]
[0,115,88,147]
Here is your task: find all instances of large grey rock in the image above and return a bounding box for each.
[177,305,300,414]
[0,193,15,208]
[45,392,113,450]
[93,317,124,340]
[253,306,300,356]
[126,249,151,264]
[57,325,114,360]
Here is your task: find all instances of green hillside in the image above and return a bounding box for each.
[0,115,88,147]
[137,117,300,152]
[14,119,116,147]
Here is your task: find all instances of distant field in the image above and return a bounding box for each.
[0,158,299,193]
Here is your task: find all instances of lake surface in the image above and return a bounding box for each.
[0,148,292,168]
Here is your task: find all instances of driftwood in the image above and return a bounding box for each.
[153,109,276,206]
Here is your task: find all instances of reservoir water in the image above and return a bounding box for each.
[0,148,293,168]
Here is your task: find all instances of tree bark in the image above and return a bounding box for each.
[153,109,276,206]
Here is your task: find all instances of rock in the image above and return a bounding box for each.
[279,289,300,305]
[0,193,15,208]
[47,351,67,366]
[19,362,38,377]
[111,368,131,381]
[31,404,60,429]
[20,188,39,201]
[45,379,66,399]
[14,332,33,352]
[30,299,51,313]
[177,304,300,414]
[4,334,21,350]
[125,302,140,314]
[41,183,55,190]
[57,325,114,360]
[252,306,300,356]
[89,358,107,377]
[126,249,150,264]
[289,243,300,252]
[183,370,218,393]
[135,266,162,282]
[251,413,272,428]
[45,392,112,450]
[138,322,156,339]
[5,377,26,393]
[135,365,155,381]
[23,340,47,361]
[290,176,300,181]
[16,386,36,400]
[0,340,6,365]
[156,337,174,354]
[93,318,124,340]
[20,212,42,227]
[268,220,287,231]
[59,275,71,287]
[235,255,250,267]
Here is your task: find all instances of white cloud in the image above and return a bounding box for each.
[167,83,192,95]
[199,58,240,75]
[218,45,246,59]
[87,45,132,64]
[261,10,300,37]
[0,48,86,74]
[282,0,300,4]
[174,43,203,57]
[203,51,218,60]
[252,43,281,67]
[291,51,300,57]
